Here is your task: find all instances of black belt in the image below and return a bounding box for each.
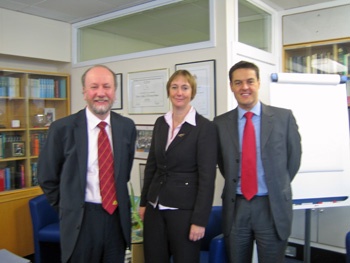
[84,202,104,211]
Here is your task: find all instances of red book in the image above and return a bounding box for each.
[20,164,25,188]
[0,169,4,191]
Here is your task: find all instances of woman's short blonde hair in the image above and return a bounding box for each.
[166,70,197,100]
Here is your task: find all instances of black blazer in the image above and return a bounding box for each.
[38,109,136,263]
[140,113,217,227]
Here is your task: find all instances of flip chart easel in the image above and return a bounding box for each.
[270,73,349,263]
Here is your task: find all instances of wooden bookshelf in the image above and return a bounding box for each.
[0,68,70,256]
[283,38,350,105]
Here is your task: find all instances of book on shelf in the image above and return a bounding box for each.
[29,77,66,98]
[0,169,4,191]
[1,164,25,190]
[288,50,350,74]
[4,167,11,190]
[31,131,48,156]
[0,76,20,97]
[0,134,23,159]
[31,162,38,186]
[15,163,25,189]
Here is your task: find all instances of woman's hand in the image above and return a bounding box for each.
[189,224,205,241]
[139,206,146,221]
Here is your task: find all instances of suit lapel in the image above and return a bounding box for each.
[224,109,239,150]
[74,110,89,193]
[166,122,193,152]
[158,118,169,156]
[111,113,123,180]
[261,104,273,150]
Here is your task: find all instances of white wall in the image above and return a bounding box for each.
[70,0,229,203]
[2,0,348,207]
[0,8,71,62]
[283,4,350,45]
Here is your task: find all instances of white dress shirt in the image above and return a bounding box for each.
[84,107,114,203]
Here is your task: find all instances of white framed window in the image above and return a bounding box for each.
[72,0,215,67]
[238,0,272,52]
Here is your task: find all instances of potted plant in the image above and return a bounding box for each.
[129,183,143,243]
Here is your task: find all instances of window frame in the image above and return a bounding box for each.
[72,0,216,67]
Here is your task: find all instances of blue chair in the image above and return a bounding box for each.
[29,194,60,263]
[346,231,350,263]
[200,206,227,263]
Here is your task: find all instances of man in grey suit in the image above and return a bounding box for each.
[38,65,136,263]
[214,61,302,263]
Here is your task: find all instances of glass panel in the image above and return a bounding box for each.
[238,0,271,52]
[77,0,210,62]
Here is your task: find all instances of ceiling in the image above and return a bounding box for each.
[0,0,338,24]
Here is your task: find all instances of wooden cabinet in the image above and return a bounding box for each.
[283,38,350,105]
[131,243,144,263]
[0,68,70,256]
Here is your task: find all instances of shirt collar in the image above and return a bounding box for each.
[85,107,111,130]
[238,101,261,120]
[164,106,197,127]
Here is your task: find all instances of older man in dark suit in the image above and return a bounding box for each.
[214,61,302,263]
[38,65,136,263]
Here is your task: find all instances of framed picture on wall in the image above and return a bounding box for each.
[112,73,123,110]
[139,163,146,189]
[135,125,154,160]
[175,60,216,120]
[128,69,169,114]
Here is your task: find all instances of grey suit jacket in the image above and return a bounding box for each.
[38,109,136,263]
[214,102,301,240]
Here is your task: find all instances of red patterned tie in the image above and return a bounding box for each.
[98,121,117,214]
[241,112,257,201]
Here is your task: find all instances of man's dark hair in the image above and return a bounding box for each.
[228,61,260,82]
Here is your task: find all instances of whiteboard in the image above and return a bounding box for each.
[270,73,350,209]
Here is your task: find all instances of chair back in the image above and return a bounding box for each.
[29,194,59,232]
[201,206,222,251]
[29,194,60,263]
[346,231,350,263]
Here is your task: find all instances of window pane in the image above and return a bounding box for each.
[77,0,210,62]
[238,0,271,52]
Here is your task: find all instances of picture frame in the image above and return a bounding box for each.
[175,60,216,120]
[44,108,56,126]
[135,125,154,160]
[112,73,123,110]
[5,141,25,157]
[139,163,146,189]
[128,69,169,114]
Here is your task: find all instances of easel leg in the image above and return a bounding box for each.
[304,209,311,263]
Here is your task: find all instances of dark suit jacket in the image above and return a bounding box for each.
[214,103,301,240]
[38,109,136,263]
[140,113,217,227]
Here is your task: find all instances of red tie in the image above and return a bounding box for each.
[97,121,117,214]
[241,112,257,201]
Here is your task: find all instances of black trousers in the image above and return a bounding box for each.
[68,203,126,263]
[143,203,201,263]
